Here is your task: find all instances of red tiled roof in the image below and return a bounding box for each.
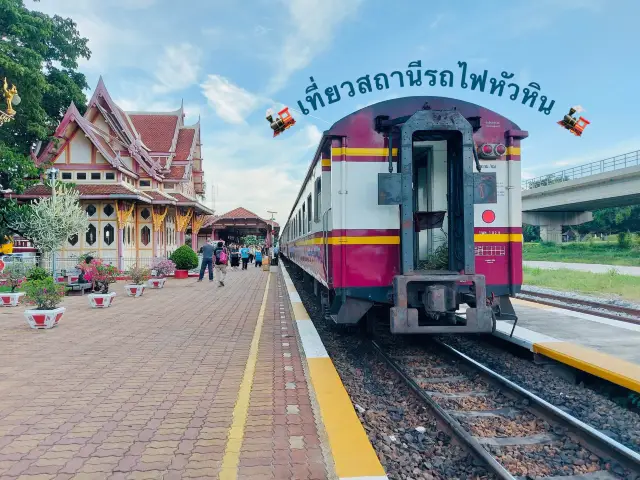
[129,114,178,152]
[165,165,186,180]
[145,190,176,202]
[168,193,194,203]
[174,128,195,161]
[217,207,263,220]
[18,184,150,198]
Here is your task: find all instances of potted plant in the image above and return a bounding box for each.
[87,260,119,308]
[148,258,175,289]
[124,265,151,297]
[22,276,66,329]
[169,245,198,279]
[0,262,27,307]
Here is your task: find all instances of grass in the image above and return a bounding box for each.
[524,241,640,266]
[523,266,640,302]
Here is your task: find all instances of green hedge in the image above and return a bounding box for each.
[169,245,199,270]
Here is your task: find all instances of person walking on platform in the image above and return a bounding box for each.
[249,246,255,264]
[197,240,215,282]
[214,241,228,287]
[240,244,250,270]
[255,249,263,268]
[230,244,240,270]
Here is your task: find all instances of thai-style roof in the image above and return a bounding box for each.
[35,77,201,186]
[214,207,279,229]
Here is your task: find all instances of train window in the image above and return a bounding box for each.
[298,210,302,236]
[473,173,498,204]
[314,178,321,222]
[307,195,312,232]
[302,203,306,235]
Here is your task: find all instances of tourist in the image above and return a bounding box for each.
[249,245,255,264]
[230,243,240,270]
[214,241,228,286]
[197,239,215,282]
[255,249,262,268]
[240,244,250,270]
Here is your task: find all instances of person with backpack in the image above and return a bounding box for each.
[240,244,250,270]
[214,241,228,286]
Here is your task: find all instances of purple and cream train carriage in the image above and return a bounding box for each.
[281,96,527,334]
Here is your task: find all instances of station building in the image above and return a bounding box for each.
[15,78,215,270]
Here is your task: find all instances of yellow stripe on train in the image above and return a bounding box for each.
[293,234,522,246]
[321,158,331,167]
[329,147,520,157]
[331,147,398,157]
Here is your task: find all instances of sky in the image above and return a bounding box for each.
[32,0,640,226]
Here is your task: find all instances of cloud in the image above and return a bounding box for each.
[202,124,322,225]
[153,44,202,94]
[200,75,264,124]
[266,0,363,93]
[550,138,640,169]
[429,14,445,29]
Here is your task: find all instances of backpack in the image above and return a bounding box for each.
[218,248,228,264]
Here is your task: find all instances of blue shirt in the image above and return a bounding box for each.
[255,252,262,261]
[240,248,249,259]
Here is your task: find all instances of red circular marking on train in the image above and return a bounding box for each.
[495,144,507,155]
[481,144,493,155]
[482,210,496,223]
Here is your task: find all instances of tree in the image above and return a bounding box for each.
[523,224,540,242]
[243,235,258,246]
[0,0,91,238]
[9,184,89,255]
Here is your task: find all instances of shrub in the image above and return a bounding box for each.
[22,277,65,310]
[617,232,633,249]
[0,262,28,293]
[127,265,151,285]
[170,245,199,270]
[151,258,176,278]
[93,260,119,293]
[27,266,50,281]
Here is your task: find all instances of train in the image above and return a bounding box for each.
[280,96,527,334]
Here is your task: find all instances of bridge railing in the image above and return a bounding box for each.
[522,150,640,190]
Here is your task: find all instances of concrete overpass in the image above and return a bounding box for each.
[522,150,640,242]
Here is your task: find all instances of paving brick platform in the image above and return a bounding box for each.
[0,267,333,479]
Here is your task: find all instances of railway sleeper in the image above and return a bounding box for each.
[447,407,521,418]
[476,432,561,446]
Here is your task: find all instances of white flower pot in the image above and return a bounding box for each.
[87,292,116,308]
[124,284,145,297]
[147,278,166,289]
[0,291,25,307]
[24,307,65,329]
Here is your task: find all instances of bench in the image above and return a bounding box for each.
[66,282,93,296]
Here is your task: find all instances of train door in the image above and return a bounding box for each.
[412,140,449,271]
[320,145,333,286]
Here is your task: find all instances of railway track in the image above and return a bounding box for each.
[518,289,640,324]
[372,337,640,479]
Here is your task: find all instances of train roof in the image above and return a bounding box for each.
[285,95,524,226]
[327,95,522,137]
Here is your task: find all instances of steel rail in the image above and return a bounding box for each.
[518,289,640,325]
[436,340,640,474]
[370,340,516,480]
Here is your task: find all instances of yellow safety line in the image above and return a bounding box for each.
[219,273,271,480]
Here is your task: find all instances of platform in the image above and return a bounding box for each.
[495,297,640,393]
[0,266,367,479]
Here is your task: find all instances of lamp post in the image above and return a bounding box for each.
[45,167,59,277]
